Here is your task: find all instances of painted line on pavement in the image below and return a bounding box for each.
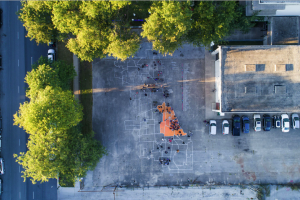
[33,191,34,199]
[17,5,18,11]
[18,86,19,93]
[19,166,20,172]
[18,59,19,67]
[19,192,21,199]
[31,57,33,65]
[19,139,20,146]
[17,32,19,39]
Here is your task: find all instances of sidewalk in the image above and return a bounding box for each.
[73,54,80,100]
[204,50,225,120]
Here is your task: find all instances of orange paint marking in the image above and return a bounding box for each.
[157,102,187,137]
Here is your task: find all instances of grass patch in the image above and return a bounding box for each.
[79,61,93,135]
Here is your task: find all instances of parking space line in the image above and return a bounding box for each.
[19,165,20,172]
[17,5,18,11]
[19,139,20,146]
[31,57,33,65]
[19,192,21,199]
[18,86,19,93]
[17,32,19,39]
[33,191,34,199]
[18,59,19,67]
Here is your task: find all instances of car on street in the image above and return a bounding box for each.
[281,114,290,132]
[254,114,261,132]
[232,115,241,136]
[49,41,56,48]
[209,120,217,135]
[263,115,272,131]
[242,116,250,133]
[47,49,56,63]
[0,158,4,175]
[222,120,229,135]
[292,113,299,129]
[273,116,280,128]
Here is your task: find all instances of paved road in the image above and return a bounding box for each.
[0,2,57,200]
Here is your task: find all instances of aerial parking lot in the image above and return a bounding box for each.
[88,42,300,189]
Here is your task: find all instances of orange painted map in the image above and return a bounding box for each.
[157,102,187,137]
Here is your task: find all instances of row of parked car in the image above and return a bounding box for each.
[209,114,300,136]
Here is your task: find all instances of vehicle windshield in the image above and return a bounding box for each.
[284,119,289,123]
[295,117,299,120]
[224,124,229,127]
[211,123,216,126]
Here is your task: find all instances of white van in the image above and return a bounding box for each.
[209,120,217,135]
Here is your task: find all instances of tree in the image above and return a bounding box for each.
[186,1,257,47]
[18,1,141,61]
[14,86,83,135]
[141,1,193,55]
[105,24,140,61]
[31,56,76,91]
[14,127,106,184]
[17,1,62,44]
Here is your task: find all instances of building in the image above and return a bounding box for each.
[246,0,300,16]
[211,45,300,113]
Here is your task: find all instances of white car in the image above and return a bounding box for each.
[253,114,261,131]
[0,158,4,175]
[209,120,217,135]
[281,114,290,132]
[47,49,56,63]
[222,120,229,135]
[292,114,299,129]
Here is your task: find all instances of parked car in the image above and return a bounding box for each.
[292,114,299,129]
[232,115,240,136]
[263,115,272,131]
[47,49,56,63]
[49,41,56,48]
[273,116,280,128]
[242,116,250,133]
[0,158,4,175]
[209,120,217,135]
[281,114,290,132]
[222,120,229,135]
[253,114,261,132]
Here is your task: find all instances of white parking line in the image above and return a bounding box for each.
[19,165,20,172]
[31,57,33,65]
[17,5,18,11]
[18,86,19,93]
[33,191,34,199]
[17,32,19,39]
[19,192,21,199]
[19,139,20,146]
[18,59,19,67]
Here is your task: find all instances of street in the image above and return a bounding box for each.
[0,2,57,200]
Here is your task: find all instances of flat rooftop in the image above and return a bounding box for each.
[220,45,300,112]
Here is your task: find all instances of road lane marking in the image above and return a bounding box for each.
[33,191,34,199]
[31,57,33,65]
[18,86,19,93]
[18,59,19,67]
[17,32,19,39]
[19,139,20,146]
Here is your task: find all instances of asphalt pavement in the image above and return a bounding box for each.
[0,2,57,200]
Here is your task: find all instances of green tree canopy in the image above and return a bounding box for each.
[186,1,257,47]
[14,86,83,135]
[14,61,106,185]
[18,1,141,61]
[141,1,193,55]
